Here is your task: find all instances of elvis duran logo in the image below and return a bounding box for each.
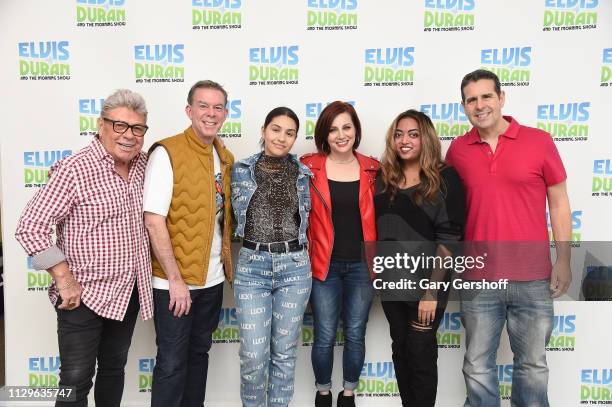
[23,150,72,188]
[423,0,475,32]
[28,355,60,387]
[76,0,126,27]
[592,159,612,197]
[27,257,52,292]
[543,0,598,32]
[79,98,104,136]
[601,48,612,87]
[356,361,399,397]
[249,46,299,86]
[301,311,344,347]
[548,210,582,242]
[307,0,358,31]
[546,314,576,351]
[18,41,70,81]
[219,100,242,138]
[497,364,513,400]
[436,312,463,349]
[363,47,415,87]
[213,307,239,343]
[192,0,241,30]
[134,44,185,83]
[138,358,154,392]
[480,46,531,87]
[420,102,469,140]
[580,369,612,402]
[304,101,355,140]
[536,102,590,142]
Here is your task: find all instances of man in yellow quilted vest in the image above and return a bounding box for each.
[143,80,234,407]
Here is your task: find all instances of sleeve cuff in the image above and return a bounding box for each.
[31,246,66,270]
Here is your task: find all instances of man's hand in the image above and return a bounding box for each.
[48,262,83,310]
[57,278,83,310]
[169,278,192,317]
[550,260,571,298]
[547,182,572,299]
[145,212,191,317]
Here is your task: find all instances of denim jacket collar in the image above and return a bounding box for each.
[236,151,313,178]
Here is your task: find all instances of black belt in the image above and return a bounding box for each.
[242,239,304,253]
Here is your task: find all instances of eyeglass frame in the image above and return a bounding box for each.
[102,117,149,137]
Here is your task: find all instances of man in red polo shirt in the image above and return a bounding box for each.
[445,69,571,407]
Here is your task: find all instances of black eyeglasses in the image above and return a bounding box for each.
[102,117,149,137]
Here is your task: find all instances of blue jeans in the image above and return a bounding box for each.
[311,261,373,391]
[234,246,312,407]
[461,279,554,407]
[151,283,223,407]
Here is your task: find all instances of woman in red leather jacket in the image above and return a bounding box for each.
[300,101,379,407]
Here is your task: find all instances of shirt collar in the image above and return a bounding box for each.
[91,136,112,161]
[239,151,313,177]
[467,116,519,144]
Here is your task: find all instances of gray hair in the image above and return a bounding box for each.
[101,89,148,121]
[187,80,228,105]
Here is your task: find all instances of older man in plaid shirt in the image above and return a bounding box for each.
[15,89,153,407]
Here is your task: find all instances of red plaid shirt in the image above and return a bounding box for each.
[15,137,153,321]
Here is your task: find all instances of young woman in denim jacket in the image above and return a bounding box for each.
[231,106,313,407]
[300,101,379,407]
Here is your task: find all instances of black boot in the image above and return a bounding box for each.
[337,391,355,407]
[315,391,332,407]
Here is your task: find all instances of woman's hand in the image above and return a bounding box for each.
[418,292,437,326]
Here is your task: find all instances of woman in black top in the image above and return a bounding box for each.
[374,109,465,407]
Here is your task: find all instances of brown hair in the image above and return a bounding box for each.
[461,69,501,102]
[314,101,361,154]
[187,80,228,105]
[380,109,446,205]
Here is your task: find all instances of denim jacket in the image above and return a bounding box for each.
[231,152,313,245]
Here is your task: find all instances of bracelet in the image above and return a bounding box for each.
[58,279,75,291]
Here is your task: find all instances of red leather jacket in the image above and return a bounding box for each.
[300,152,379,281]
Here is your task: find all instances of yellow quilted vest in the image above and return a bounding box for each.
[150,126,234,285]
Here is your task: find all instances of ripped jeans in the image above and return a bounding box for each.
[381,301,445,407]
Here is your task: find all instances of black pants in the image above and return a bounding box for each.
[381,301,445,407]
[55,286,140,407]
[151,283,223,407]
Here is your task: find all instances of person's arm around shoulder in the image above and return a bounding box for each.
[547,181,571,298]
[440,166,466,235]
[143,146,191,317]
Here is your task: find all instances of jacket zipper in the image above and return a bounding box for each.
[221,161,233,287]
[310,179,334,279]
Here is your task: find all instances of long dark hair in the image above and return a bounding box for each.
[380,109,446,205]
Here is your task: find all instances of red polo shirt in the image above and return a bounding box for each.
[446,116,566,281]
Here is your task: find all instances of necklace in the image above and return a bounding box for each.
[328,155,355,164]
